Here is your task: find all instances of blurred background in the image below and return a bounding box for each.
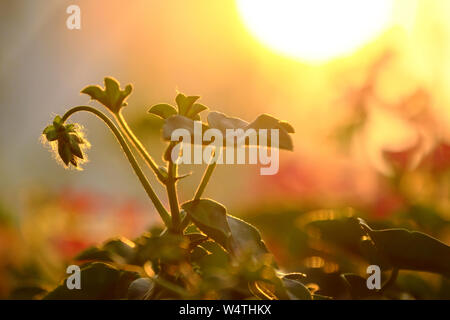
[0,0,450,299]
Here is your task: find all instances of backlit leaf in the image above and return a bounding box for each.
[148,103,177,119]
[227,215,270,259]
[175,93,200,117]
[182,199,231,248]
[127,278,154,300]
[44,262,138,299]
[341,273,376,299]
[368,228,450,275]
[246,114,293,151]
[207,111,248,133]
[81,77,132,113]
[283,278,312,300]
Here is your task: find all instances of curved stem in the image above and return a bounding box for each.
[194,149,220,200]
[116,110,166,183]
[61,106,171,227]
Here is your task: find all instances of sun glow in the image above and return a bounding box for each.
[237,0,395,62]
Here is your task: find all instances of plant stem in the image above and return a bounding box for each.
[161,141,182,232]
[194,149,219,200]
[177,148,220,230]
[61,106,171,227]
[167,160,181,231]
[115,110,166,183]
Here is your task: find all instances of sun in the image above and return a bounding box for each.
[236,0,395,62]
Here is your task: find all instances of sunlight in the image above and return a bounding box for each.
[236,0,395,62]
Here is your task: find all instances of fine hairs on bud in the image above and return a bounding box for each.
[41,122,91,171]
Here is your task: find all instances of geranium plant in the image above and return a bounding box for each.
[40,77,450,300]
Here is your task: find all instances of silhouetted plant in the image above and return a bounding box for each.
[40,77,450,300]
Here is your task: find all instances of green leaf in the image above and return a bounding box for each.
[162,111,295,151]
[104,77,120,100]
[310,216,450,275]
[368,228,450,275]
[127,278,154,300]
[162,115,209,143]
[135,233,188,264]
[207,112,294,151]
[102,237,136,262]
[397,273,435,299]
[227,215,270,259]
[185,233,209,250]
[281,272,307,282]
[44,262,138,299]
[148,104,178,119]
[248,281,277,300]
[81,85,105,104]
[182,199,231,248]
[207,111,248,133]
[175,93,200,116]
[186,103,209,120]
[75,246,113,262]
[197,240,229,268]
[279,121,295,134]
[359,237,391,269]
[307,217,370,254]
[249,277,290,300]
[81,77,132,113]
[75,239,136,264]
[341,273,376,299]
[283,278,312,300]
[307,217,391,268]
[190,246,209,262]
[246,114,294,151]
[307,217,391,269]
